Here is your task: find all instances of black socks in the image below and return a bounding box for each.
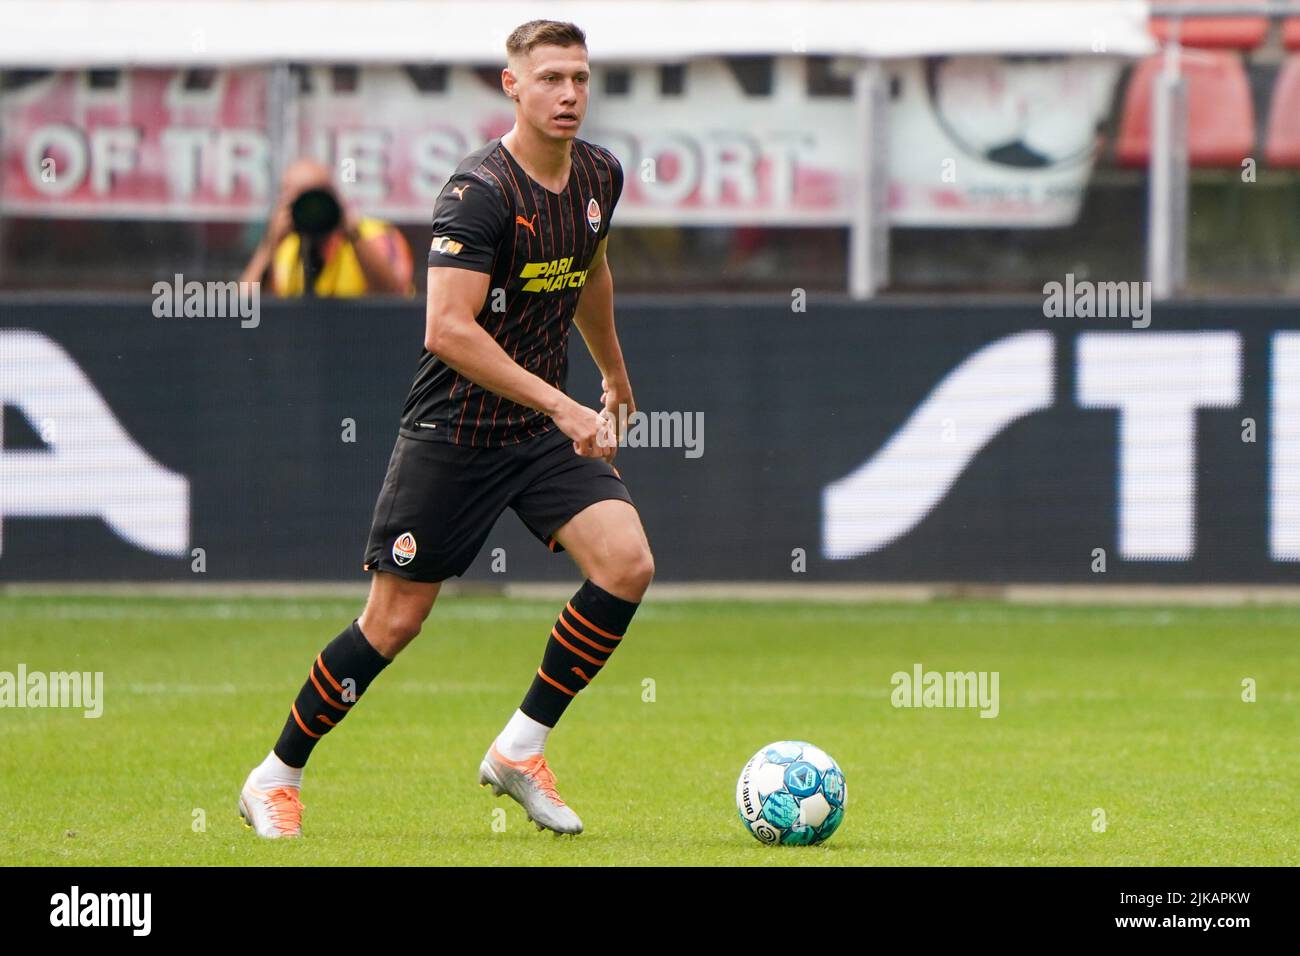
[520,579,640,727]
[273,619,392,768]
[271,582,639,768]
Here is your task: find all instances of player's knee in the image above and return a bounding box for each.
[635,547,656,591]
[359,603,429,657]
[392,607,428,646]
[602,544,654,601]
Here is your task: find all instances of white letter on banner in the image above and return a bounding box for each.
[1272,333,1300,560]
[0,330,189,558]
[821,332,1054,559]
[1077,332,1240,561]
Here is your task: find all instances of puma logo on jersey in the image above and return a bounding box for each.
[515,214,538,236]
[451,184,471,200]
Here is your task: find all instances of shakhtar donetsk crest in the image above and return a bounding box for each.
[392,531,417,566]
[586,197,601,234]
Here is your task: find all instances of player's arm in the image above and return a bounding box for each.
[423,267,561,417]
[426,173,612,456]
[573,237,636,428]
[424,268,611,457]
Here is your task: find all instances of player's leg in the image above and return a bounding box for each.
[357,571,443,658]
[239,431,499,839]
[480,437,652,833]
[271,572,438,766]
[513,497,652,734]
[239,572,439,838]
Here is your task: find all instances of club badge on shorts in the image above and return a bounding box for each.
[587,197,601,234]
[392,531,417,566]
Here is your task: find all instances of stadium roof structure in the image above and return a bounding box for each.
[1,0,1156,68]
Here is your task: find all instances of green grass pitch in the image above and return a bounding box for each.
[2,594,1297,866]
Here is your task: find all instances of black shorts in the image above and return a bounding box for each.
[362,424,634,582]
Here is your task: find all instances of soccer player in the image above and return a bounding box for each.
[239,20,653,837]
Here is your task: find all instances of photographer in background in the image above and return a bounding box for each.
[240,159,414,297]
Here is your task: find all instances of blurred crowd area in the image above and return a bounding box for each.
[3,46,1300,297]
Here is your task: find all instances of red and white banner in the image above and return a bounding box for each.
[0,59,1121,227]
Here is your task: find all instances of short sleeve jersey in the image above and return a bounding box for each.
[400,136,624,447]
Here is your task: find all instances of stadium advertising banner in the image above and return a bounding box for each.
[0,298,1295,584]
[0,58,1119,227]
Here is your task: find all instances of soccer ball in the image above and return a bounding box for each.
[735,741,846,846]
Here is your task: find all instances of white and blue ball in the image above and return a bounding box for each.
[735,740,846,846]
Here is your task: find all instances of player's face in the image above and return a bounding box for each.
[510,45,590,140]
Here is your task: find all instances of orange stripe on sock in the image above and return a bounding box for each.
[550,626,606,667]
[315,654,344,692]
[537,667,577,697]
[310,668,349,711]
[558,613,617,655]
[565,601,622,642]
[291,703,322,739]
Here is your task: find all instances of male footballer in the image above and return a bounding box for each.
[240,19,653,837]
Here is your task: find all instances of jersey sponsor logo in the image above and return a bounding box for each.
[392,531,417,566]
[515,213,538,236]
[451,183,472,200]
[586,197,601,234]
[518,257,588,293]
[430,235,464,256]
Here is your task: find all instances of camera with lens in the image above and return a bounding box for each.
[290,188,343,239]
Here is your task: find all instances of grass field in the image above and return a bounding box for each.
[1,593,1297,866]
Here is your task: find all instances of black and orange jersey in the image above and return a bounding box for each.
[399,135,623,447]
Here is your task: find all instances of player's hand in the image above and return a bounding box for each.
[554,398,617,461]
[599,376,636,447]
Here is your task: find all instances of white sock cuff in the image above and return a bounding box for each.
[494,709,551,761]
[254,750,304,790]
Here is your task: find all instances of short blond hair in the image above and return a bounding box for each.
[506,20,587,63]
